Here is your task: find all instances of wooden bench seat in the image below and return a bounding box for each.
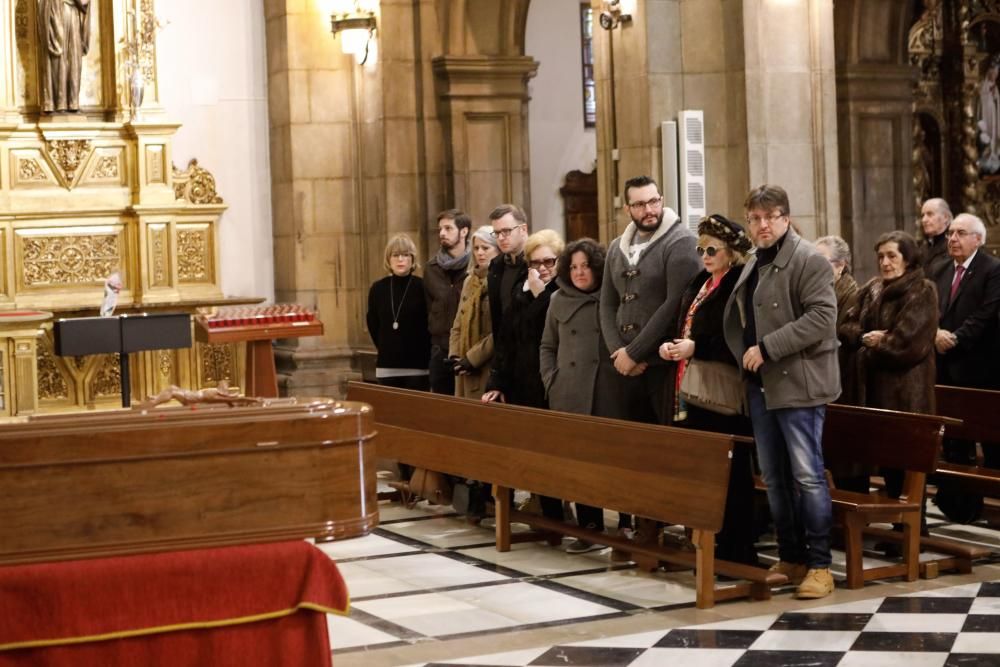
[823,404,959,588]
[346,381,787,609]
[934,385,1000,500]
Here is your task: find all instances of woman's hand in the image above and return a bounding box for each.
[861,330,887,348]
[659,338,694,362]
[481,390,505,403]
[526,268,545,297]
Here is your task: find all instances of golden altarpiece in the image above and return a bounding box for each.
[910,0,1000,257]
[0,0,248,415]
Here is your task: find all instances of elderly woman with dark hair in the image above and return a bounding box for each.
[540,238,627,552]
[838,231,938,535]
[660,214,757,565]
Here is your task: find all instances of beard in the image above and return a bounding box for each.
[631,209,664,233]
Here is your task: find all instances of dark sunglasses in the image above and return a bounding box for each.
[696,246,722,257]
[528,257,557,269]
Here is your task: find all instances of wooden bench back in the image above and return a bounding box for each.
[346,382,735,533]
[935,385,1000,444]
[824,403,948,474]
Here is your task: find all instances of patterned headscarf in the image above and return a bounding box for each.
[698,214,753,255]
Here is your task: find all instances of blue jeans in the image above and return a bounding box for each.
[747,386,832,568]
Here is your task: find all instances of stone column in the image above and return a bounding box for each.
[594,0,754,241]
[833,0,915,280]
[743,0,840,241]
[433,56,538,219]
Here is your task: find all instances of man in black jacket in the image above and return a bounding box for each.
[934,213,1000,521]
[919,198,953,280]
[423,209,471,395]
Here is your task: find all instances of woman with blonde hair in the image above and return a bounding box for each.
[448,226,500,399]
[366,233,431,389]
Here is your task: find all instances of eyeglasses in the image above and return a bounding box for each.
[528,257,557,270]
[491,224,524,239]
[946,229,973,239]
[390,253,412,259]
[627,196,663,212]
[696,246,722,257]
[746,212,785,226]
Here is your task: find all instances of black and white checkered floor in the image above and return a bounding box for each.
[415,581,1000,666]
[321,496,1000,666]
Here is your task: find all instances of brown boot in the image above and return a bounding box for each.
[768,561,808,585]
[796,568,834,599]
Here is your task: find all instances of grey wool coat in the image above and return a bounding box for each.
[540,278,623,416]
[600,213,700,365]
[723,229,841,409]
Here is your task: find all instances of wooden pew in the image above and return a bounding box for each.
[934,385,1000,497]
[346,381,788,609]
[0,398,377,565]
[822,404,963,588]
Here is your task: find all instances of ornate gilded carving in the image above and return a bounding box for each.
[18,159,48,182]
[92,355,122,398]
[173,159,224,204]
[149,224,169,287]
[146,146,165,184]
[21,235,121,287]
[201,343,234,385]
[177,229,210,282]
[92,155,120,180]
[45,139,93,185]
[909,1,942,103]
[158,350,173,378]
[37,348,69,401]
[139,0,159,84]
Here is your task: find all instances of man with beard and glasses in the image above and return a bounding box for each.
[600,175,699,426]
[424,209,472,395]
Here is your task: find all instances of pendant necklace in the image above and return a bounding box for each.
[390,275,412,331]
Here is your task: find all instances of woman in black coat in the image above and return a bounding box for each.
[660,214,757,566]
[366,233,431,390]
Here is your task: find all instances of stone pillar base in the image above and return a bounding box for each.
[276,346,374,399]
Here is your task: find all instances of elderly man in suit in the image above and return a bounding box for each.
[934,213,1000,522]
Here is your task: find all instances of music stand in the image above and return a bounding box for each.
[53,313,193,408]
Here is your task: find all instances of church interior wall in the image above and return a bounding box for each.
[157,0,275,303]
[525,0,597,236]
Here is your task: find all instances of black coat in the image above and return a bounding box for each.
[366,274,431,370]
[936,250,1000,389]
[676,268,741,367]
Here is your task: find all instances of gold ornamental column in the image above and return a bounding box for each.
[0,311,51,417]
[433,56,538,218]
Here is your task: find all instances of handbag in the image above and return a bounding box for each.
[679,359,746,416]
[409,468,453,506]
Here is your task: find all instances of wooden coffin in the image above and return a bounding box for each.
[0,399,377,565]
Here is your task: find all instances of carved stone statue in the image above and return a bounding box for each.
[39,0,92,113]
[138,381,262,410]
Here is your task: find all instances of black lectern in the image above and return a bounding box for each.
[53,313,192,407]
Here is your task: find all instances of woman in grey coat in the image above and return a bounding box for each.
[540,238,628,553]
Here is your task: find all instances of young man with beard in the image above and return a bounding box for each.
[723,184,839,599]
[424,209,471,395]
[600,175,700,425]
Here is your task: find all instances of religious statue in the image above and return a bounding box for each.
[100,271,122,317]
[39,0,92,113]
[138,381,262,410]
[978,54,1000,175]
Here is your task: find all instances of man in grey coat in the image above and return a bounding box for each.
[723,184,839,600]
[600,175,699,425]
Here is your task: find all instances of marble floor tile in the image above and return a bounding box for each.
[379,517,501,549]
[692,614,780,631]
[432,646,550,665]
[569,629,676,648]
[316,532,419,561]
[968,597,1000,615]
[554,567,697,609]
[326,613,401,650]
[526,645,645,666]
[836,653,948,667]
[864,613,967,633]
[337,552,510,599]
[628,647,747,667]
[353,581,620,637]
[749,629,861,652]
[950,632,1000,653]
[457,541,615,577]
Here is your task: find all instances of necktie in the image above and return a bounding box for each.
[949,264,965,303]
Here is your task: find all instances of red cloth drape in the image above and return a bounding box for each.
[0,541,348,666]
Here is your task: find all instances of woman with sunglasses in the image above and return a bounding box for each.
[659,214,757,566]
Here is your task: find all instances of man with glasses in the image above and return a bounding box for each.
[723,184,839,599]
[600,175,699,426]
[482,203,530,404]
[932,213,1000,522]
